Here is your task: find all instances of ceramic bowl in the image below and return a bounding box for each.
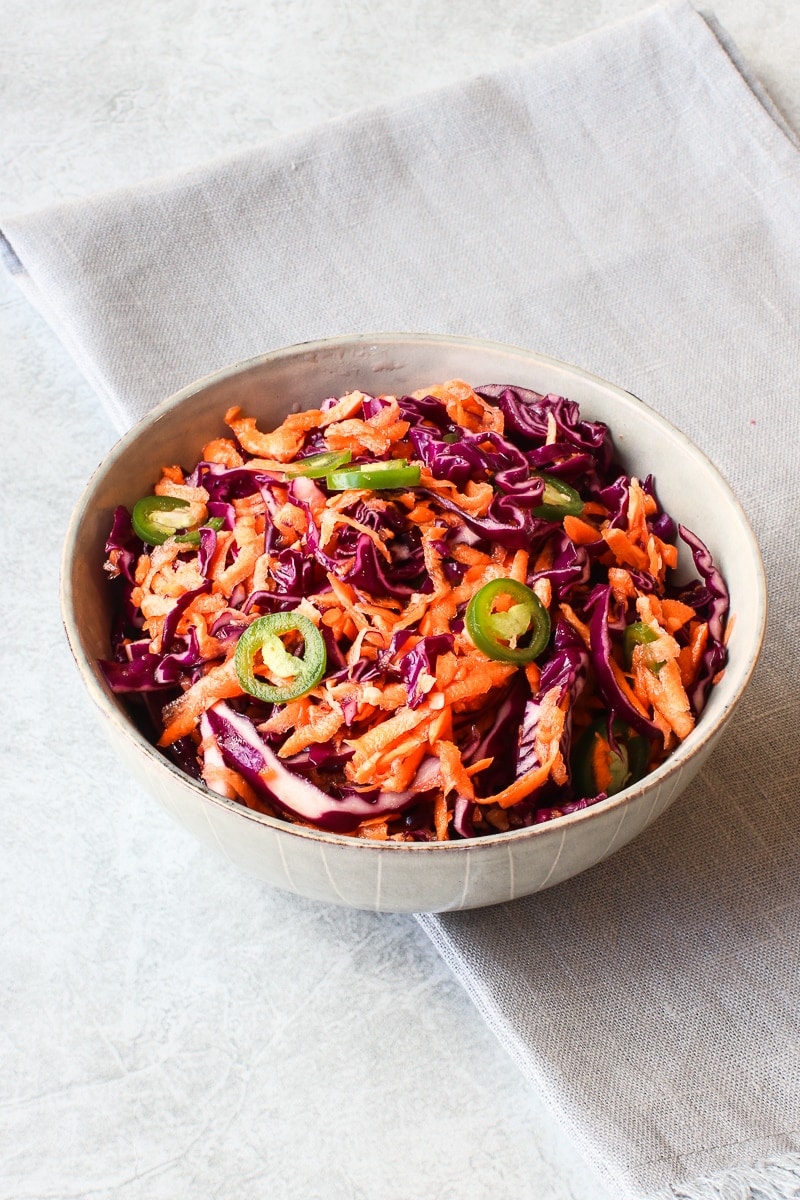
[61,333,766,912]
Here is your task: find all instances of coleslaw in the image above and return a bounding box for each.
[100,379,729,840]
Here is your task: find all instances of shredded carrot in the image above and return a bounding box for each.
[212,520,262,597]
[678,621,709,689]
[626,478,650,547]
[465,756,493,778]
[586,729,613,794]
[532,541,554,573]
[609,658,652,721]
[427,705,453,745]
[564,514,601,545]
[259,697,313,736]
[508,549,529,583]
[318,390,378,427]
[413,380,504,433]
[608,567,638,603]
[160,465,185,485]
[602,526,649,570]
[534,686,569,787]
[324,398,410,456]
[477,756,554,809]
[225,405,324,462]
[580,500,608,517]
[655,537,678,569]
[435,739,476,801]
[452,544,493,567]
[442,660,517,708]
[202,762,261,808]
[159,656,243,746]
[419,470,494,516]
[525,662,541,693]
[633,654,694,741]
[433,793,450,841]
[202,438,244,468]
[357,820,390,841]
[345,707,431,779]
[533,576,552,611]
[376,742,427,792]
[278,702,345,758]
[104,379,728,844]
[418,591,458,637]
[559,603,591,648]
[660,598,696,633]
[272,502,307,543]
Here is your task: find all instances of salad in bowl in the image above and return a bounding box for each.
[99,378,728,843]
[61,334,763,911]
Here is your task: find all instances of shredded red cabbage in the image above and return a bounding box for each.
[100,380,729,840]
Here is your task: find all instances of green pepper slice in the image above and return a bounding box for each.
[175,517,224,545]
[465,578,551,664]
[623,620,659,667]
[234,612,327,704]
[326,459,422,491]
[283,449,352,479]
[132,495,223,546]
[531,473,584,521]
[132,496,195,545]
[572,718,650,798]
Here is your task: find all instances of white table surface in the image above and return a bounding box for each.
[3,3,798,1197]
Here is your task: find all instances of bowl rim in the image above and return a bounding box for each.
[60,331,768,855]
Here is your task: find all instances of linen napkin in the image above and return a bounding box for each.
[4,3,800,1195]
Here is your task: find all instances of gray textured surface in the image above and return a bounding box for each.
[3,2,800,1198]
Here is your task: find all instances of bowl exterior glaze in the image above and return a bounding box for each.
[62,334,766,912]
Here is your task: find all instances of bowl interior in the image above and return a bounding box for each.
[62,333,766,853]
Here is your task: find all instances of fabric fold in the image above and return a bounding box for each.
[4,3,800,1196]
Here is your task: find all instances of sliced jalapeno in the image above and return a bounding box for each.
[326,459,421,491]
[132,496,194,545]
[465,578,551,664]
[132,495,222,546]
[531,473,584,521]
[175,517,224,545]
[283,449,352,479]
[623,620,659,666]
[572,718,650,798]
[234,611,327,704]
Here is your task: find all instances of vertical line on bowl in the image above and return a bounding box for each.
[201,806,234,865]
[276,834,297,893]
[537,829,567,890]
[598,807,628,860]
[456,849,472,910]
[373,854,383,912]
[319,844,349,905]
[659,771,686,814]
[507,843,516,903]
[642,780,668,828]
